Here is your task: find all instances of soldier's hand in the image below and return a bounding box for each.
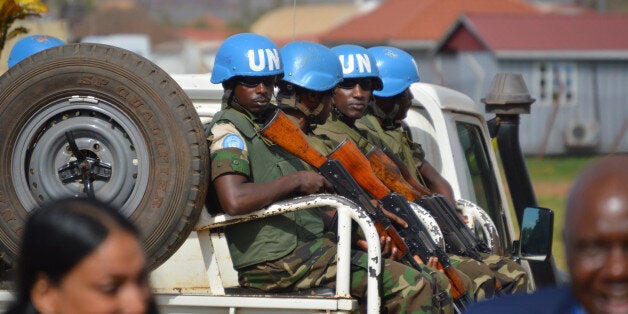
[413,255,440,269]
[426,256,439,269]
[381,236,399,261]
[291,171,334,195]
[355,236,399,261]
[381,207,408,229]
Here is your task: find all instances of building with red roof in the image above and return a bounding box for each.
[246,0,626,155]
[318,0,542,121]
[438,13,628,59]
[435,13,628,155]
[320,0,537,47]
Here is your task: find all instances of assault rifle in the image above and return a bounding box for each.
[260,110,471,311]
[365,146,490,261]
[260,110,421,268]
[382,147,429,195]
[328,140,472,307]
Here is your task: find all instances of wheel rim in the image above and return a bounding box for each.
[12,96,150,216]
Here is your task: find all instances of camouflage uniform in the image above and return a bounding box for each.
[449,255,498,300]
[207,103,447,313]
[356,111,529,298]
[481,253,529,295]
[313,110,463,311]
[312,110,378,154]
[240,234,442,313]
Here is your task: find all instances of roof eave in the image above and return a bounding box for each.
[433,14,492,54]
[321,39,387,46]
[388,39,436,50]
[495,50,628,60]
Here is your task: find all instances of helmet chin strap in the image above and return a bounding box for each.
[372,99,400,129]
[331,104,348,122]
[229,92,249,114]
[277,92,324,125]
[298,96,325,120]
[222,88,234,110]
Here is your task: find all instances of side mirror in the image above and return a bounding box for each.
[515,206,554,261]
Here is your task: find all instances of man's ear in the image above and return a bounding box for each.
[31,274,58,314]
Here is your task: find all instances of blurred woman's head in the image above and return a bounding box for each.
[9,197,156,314]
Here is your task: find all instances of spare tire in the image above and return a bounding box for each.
[0,43,209,270]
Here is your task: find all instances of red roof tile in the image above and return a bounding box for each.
[321,0,537,45]
[443,13,628,51]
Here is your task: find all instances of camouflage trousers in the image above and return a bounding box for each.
[450,254,529,299]
[449,254,498,301]
[481,253,529,295]
[424,261,474,311]
[238,235,454,313]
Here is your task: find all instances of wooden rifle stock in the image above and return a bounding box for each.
[374,221,413,262]
[260,109,327,168]
[328,139,391,199]
[329,140,470,305]
[381,146,430,195]
[260,110,410,262]
[442,266,469,302]
[366,146,426,201]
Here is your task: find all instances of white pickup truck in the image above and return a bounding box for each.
[0,44,557,313]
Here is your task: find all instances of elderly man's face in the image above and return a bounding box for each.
[565,182,628,314]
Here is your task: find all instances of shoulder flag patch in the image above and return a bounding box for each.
[222,133,245,149]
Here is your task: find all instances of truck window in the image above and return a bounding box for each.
[456,122,501,222]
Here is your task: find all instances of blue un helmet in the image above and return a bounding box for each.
[278,41,342,122]
[211,33,283,84]
[8,34,65,68]
[280,41,342,92]
[331,44,383,91]
[368,46,419,97]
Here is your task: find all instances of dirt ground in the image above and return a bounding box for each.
[534,182,571,196]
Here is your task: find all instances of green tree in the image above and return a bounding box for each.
[0,0,48,53]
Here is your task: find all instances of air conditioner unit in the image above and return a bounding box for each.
[563,119,600,152]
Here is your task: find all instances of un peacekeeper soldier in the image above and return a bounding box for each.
[354,46,498,300]
[311,44,465,313]
[275,40,446,313]
[358,46,528,297]
[207,34,439,313]
[354,47,454,207]
[7,34,65,69]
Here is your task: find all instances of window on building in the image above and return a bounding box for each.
[535,61,577,106]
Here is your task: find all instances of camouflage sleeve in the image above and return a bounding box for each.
[209,121,250,180]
